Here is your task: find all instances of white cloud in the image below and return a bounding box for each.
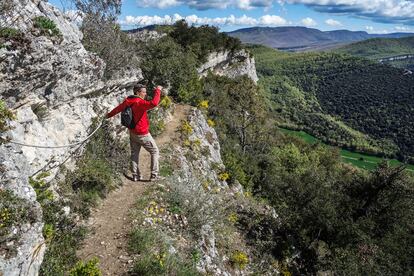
[136,0,274,10]
[121,13,288,26]
[301,17,317,27]
[394,26,413,32]
[260,15,287,25]
[137,0,180,9]
[364,25,392,34]
[325,18,342,27]
[282,0,414,25]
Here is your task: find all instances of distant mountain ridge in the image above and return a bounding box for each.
[227,27,414,51]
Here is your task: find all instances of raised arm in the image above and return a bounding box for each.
[138,86,161,110]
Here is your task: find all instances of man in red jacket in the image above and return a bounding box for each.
[106,84,162,182]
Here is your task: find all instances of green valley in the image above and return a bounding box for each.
[249,44,414,163]
[280,128,414,172]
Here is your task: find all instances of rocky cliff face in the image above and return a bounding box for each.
[0,0,142,274]
[0,1,259,275]
[197,50,259,83]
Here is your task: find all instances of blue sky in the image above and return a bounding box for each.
[50,0,414,33]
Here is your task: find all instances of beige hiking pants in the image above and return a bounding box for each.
[130,133,159,178]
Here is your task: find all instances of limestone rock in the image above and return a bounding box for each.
[197,50,258,83]
[0,0,142,275]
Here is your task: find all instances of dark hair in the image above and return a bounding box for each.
[133,84,146,94]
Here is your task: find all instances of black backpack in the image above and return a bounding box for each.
[121,104,136,129]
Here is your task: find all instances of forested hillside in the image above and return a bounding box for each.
[249,45,414,163]
[335,36,414,69]
[335,36,414,59]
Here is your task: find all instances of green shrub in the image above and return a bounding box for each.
[177,76,204,105]
[132,254,166,276]
[159,162,173,177]
[0,100,15,139]
[132,252,200,276]
[149,120,165,137]
[0,189,35,237]
[69,258,102,276]
[42,223,55,240]
[0,27,22,40]
[29,172,54,204]
[33,16,61,37]
[128,228,158,254]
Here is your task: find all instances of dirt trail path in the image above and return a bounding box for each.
[77,104,190,275]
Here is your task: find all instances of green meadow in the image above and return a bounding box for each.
[280,128,414,172]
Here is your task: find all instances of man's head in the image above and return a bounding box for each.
[133,84,147,99]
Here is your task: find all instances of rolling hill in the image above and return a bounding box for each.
[334,36,414,69]
[228,27,414,52]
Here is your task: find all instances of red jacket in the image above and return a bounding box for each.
[107,88,161,135]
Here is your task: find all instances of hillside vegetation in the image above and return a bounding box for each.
[335,36,414,59]
[249,44,414,163]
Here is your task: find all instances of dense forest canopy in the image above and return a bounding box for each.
[249,44,414,163]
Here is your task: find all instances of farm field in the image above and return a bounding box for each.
[280,128,414,172]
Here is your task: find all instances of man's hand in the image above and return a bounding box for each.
[156,85,163,90]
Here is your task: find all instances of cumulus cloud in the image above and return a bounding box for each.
[120,13,288,26]
[136,0,274,10]
[325,18,342,27]
[135,1,414,25]
[394,26,413,32]
[137,0,180,9]
[301,17,317,27]
[282,0,414,25]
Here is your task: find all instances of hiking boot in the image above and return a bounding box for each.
[149,175,165,182]
[132,175,142,182]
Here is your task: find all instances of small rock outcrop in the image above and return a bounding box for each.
[0,0,142,274]
[197,49,259,83]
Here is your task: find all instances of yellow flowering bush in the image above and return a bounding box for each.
[207,119,216,127]
[183,139,191,147]
[181,120,193,135]
[159,96,172,109]
[230,251,249,270]
[69,257,102,276]
[0,208,10,228]
[198,100,209,109]
[228,213,238,223]
[202,180,211,191]
[218,172,230,181]
[155,252,167,267]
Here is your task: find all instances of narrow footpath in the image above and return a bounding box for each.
[77,104,190,275]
